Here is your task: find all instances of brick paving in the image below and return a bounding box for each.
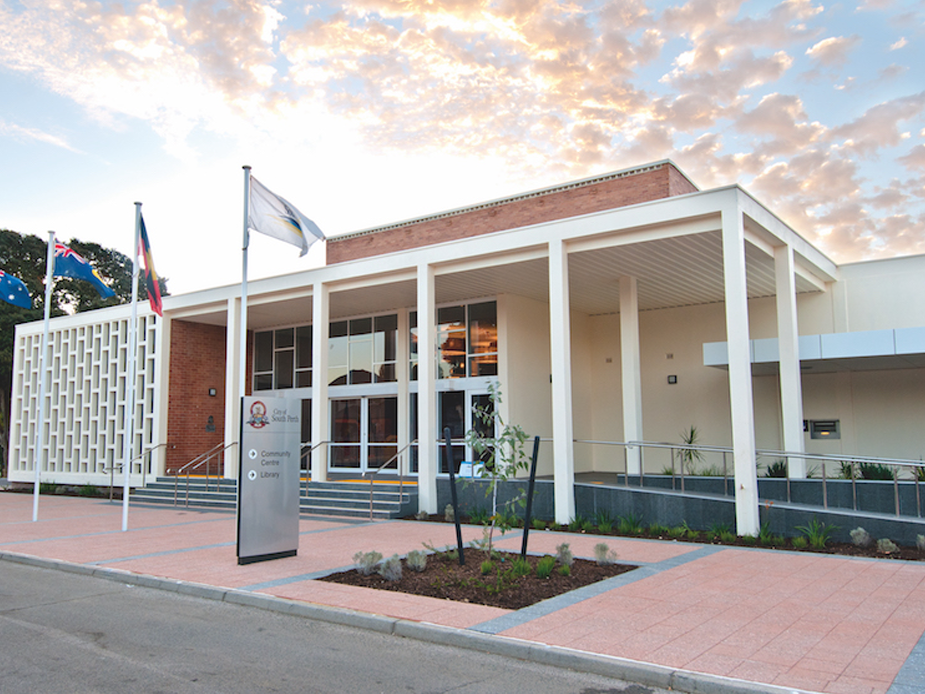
[2,492,924,694]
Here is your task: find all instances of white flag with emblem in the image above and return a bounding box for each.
[248,176,324,256]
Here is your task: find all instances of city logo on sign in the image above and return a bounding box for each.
[246,401,270,429]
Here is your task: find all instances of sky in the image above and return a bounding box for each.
[1,0,923,297]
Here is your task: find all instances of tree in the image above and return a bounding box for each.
[0,229,169,474]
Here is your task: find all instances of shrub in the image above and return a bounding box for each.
[709,523,731,540]
[532,518,546,530]
[667,525,686,539]
[414,510,429,521]
[406,550,427,572]
[480,559,495,575]
[536,555,556,579]
[378,554,402,581]
[741,535,757,545]
[568,515,586,532]
[353,550,382,576]
[850,527,872,548]
[558,564,571,577]
[648,523,669,537]
[444,504,455,522]
[877,538,899,554]
[78,484,98,497]
[918,534,925,552]
[795,518,838,549]
[579,518,595,533]
[555,542,574,567]
[858,462,894,480]
[758,522,774,545]
[468,507,489,525]
[594,542,618,565]
[618,513,644,535]
[764,460,788,478]
[792,537,808,549]
[39,481,58,494]
[511,557,532,577]
[594,509,614,528]
[719,531,736,544]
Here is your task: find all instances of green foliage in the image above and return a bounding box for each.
[618,512,644,535]
[594,542,618,565]
[464,383,530,555]
[648,523,669,536]
[39,481,58,494]
[741,535,757,545]
[678,425,706,474]
[567,515,585,532]
[667,525,686,539]
[511,557,532,577]
[719,530,736,543]
[531,518,546,531]
[77,484,98,497]
[579,518,595,533]
[378,554,402,581]
[681,520,699,540]
[406,550,427,572]
[536,555,556,579]
[758,522,775,545]
[480,559,494,575]
[792,536,808,549]
[353,550,382,576]
[858,462,895,480]
[795,518,838,549]
[709,523,731,539]
[467,507,489,525]
[558,564,571,576]
[763,460,789,478]
[555,542,574,567]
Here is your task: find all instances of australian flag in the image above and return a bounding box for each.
[53,241,116,298]
[0,269,32,309]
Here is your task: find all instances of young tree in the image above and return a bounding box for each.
[464,382,530,555]
[0,229,168,474]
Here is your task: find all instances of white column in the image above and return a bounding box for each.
[620,275,643,475]
[151,313,171,478]
[417,262,438,513]
[548,240,575,524]
[775,244,806,477]
[396,310,410,476]
[722,198,760,536]
[223,297,241,479]
[311,282,330,483]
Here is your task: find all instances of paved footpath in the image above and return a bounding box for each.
[1,493,924,694]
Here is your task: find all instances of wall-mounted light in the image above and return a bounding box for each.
[667,375,677,385]
[208,388,217,397]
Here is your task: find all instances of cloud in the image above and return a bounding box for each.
[833,92,925,157]
[890,37,908,50]
[805,35,862,67]
[0,120,82,153]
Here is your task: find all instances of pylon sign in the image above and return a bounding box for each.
[237,396,300,564]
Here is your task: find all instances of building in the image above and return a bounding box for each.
[10,160,925,535]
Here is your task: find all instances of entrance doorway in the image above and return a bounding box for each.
[329,397,398,473]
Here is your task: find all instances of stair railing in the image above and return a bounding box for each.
[363,440,416,521]
[105,443,174,500]
[170,442,238,507]
[299,441,329,498]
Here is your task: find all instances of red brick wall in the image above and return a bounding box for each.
[327,163,696,264]
[166,321,227,475]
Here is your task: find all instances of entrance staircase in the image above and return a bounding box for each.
[131,477,418,520]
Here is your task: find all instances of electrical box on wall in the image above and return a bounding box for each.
[809,420,840,440]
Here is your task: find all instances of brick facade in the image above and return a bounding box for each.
[327,162,698,264]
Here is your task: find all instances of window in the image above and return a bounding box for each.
[410,301,497,380]
[328,315,398,386]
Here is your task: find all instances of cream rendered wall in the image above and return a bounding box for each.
[839,255,925,331]
[570,310,596,473]
[499,293,554,476]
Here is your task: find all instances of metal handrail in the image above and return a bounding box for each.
[105,443,173,499]
[299,441,329,498]
[169,442,237,507]
[363,439,417,521]
[574,438,925,518]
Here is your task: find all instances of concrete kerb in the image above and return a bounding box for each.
[0,551,818,694]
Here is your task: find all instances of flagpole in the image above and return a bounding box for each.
[121,203,142,532]
[240,166,251,415]
[33,231,55,522]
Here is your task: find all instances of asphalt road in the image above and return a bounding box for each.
[0,561,666,694]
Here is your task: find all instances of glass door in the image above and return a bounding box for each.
[329,397,398,473]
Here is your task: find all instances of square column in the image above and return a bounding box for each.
[417,262,438,513]
[722,199,760,536]
[620,276,643,474]
[548,240,575,524]
[396,310,410,476]
[775,244,806,477]
[152,313,171,478]
[223,297,242,479]
[311,282,329,482]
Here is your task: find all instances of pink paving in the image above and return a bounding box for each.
[2,492,924,694]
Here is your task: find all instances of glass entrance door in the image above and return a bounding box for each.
[329,397,398,473]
